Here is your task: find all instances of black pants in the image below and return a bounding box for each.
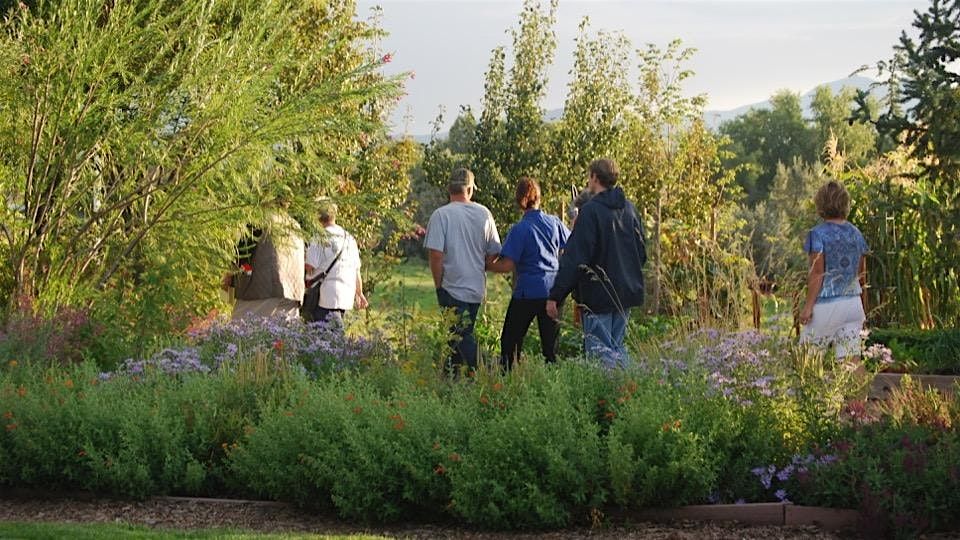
[500,297,561,370]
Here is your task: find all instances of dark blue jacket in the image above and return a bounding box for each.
[548,187,646,313]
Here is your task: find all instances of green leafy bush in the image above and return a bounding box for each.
[867,328,960,374]
[449,365,606,529]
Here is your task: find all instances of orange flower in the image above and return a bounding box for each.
[5,423,16,431]
[2,411,12,420]
[393,420,405,431]
[604,411,616,420]
[16,386,26,397]
[597,399,607,407]
[492,382,503,392]
[284,411,294,417]
[64,379,74,389]
[352,406,363,415]
[344,393,355,402]
[7,360,17,368]
[448,452,461,463]
[479,395,489,406]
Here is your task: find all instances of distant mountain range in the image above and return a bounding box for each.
[410,75,882,143]
[702,75,881,130]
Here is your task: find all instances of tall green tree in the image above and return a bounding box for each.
[720,91,818,204]
[848,0,960,327]
[469,0,557,224]
[809,86,878,167]
[0,0,403,323]
[548,19,633,212]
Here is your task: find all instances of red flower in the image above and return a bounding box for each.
[381,53,393,64]
[434,464,446,475]
[273,339,283,352]
[240,263,253,275]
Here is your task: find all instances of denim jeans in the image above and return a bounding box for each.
[436,287,480,373]
[582,310,632,370]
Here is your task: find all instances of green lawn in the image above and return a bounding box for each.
[0,522,388,540]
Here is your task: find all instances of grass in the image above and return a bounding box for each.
[0,522,389,540]
[349,257,514,332]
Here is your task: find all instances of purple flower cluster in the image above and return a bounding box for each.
[863,343,894,366]
[751,453,839,503]
[103,315,391,380]
[117,347,209,376]
[673,329,790,405]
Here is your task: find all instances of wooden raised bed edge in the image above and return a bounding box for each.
[626,502,859,531]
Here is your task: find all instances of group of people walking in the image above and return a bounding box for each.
[222,158,869,374]
[424,158,647,373]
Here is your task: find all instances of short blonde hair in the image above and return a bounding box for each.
[814,180,851,220]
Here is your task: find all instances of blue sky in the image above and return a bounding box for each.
[359,0,927,136]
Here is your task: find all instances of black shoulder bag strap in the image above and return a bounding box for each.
[306,231,347,289]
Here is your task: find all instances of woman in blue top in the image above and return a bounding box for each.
[487,178,570,370]
[799,180,869,361]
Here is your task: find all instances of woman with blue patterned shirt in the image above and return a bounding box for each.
[799,181,869,360]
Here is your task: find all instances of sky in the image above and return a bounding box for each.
[358,0,928,136]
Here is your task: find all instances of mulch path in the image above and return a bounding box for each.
[0,496,848,539]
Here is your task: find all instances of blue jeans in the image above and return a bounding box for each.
[436,288,480,373]
[582,310,632,370]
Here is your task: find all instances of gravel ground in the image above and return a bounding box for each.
[0,497,851,539]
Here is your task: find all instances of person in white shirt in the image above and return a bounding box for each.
[304,201,367,327]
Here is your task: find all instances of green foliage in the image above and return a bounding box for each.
[800,420,960,538]
[843,149,960,327]
[742,160,822,282]
[720,91,818,204]
[809,86,878,167]
[451,364,607,528]
[0,0,406,350]
[855,0,960,187]
[867,328,960,374]
[605,379,715,508]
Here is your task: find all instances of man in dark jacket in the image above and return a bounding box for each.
[546,158,646,369]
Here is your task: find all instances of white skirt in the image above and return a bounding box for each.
[800,296,865,358]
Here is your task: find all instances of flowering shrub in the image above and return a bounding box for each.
[103,316,391,380]
[2,324,958,533]
[0,297,100,365]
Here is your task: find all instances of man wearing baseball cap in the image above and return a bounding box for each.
[424,167,501,375]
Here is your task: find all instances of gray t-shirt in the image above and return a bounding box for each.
[424,201,501,304]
